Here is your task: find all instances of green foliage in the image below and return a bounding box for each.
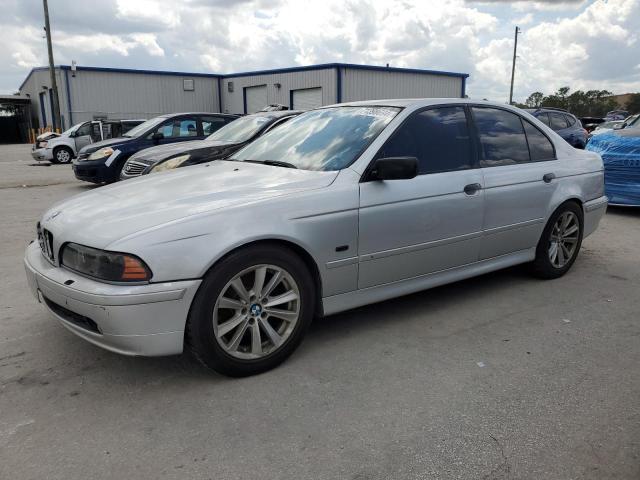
[525,92,544,108]
[523,87,621,117]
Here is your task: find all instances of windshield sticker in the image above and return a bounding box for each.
[353,107,400,119]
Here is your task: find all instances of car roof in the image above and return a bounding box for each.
[157,112,239,118]
[328,98,534,110]
[247,110,303,118]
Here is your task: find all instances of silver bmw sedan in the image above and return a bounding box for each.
[25,99,607,376]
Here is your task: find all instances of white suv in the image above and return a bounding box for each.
[32,119,144,164]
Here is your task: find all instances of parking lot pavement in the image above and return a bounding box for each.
[0,143,638,479]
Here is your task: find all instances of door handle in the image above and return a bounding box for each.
[543,173,556,183]
[464,183,482,195]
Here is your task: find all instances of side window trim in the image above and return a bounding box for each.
[262,116,291,134]
[196,116,205,137]
[362,103,479,180]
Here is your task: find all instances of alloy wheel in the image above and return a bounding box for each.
[57,150,71,163]
[548,211,580,268]
[212,264,300,360]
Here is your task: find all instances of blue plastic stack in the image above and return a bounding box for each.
[586,129,640,206]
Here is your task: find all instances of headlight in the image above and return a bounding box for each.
[87,147,114,161]
[61,243,152,282]
[150,154,191,173]
[38,141,48,148]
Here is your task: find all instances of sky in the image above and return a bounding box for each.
[0,0,638,102]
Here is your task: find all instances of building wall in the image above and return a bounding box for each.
[20,68,70,131]
[221,68,337,114]
[65,70,220,123]
[340,68,464,102]
[19,65,468,130]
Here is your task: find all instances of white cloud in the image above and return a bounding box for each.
[514,12,534,25]
[0,0,638,101]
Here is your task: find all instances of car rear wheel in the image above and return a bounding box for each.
[51,146,73,164]
[186,244,315,377]
[530,202,583,279]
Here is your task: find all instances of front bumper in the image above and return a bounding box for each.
[24,241,201,356]
[72,158,115,183]
[31,148,53,161]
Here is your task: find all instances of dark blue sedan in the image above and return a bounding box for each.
[526,108,588,149]
[72,112,238,184]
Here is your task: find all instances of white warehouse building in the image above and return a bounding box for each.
[19,63,468,131]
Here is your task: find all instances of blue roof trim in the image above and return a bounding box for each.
[19,62,469,92]
[57,65,222,78]
[223,62,469,79]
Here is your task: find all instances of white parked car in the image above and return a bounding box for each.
[31,119,145,164]
[24,99,608,376]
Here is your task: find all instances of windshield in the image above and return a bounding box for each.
[206,115,272,143]
[231,106,400,171]
[627,114,640,128]
[62,122,85,136]
[122,116,166,138]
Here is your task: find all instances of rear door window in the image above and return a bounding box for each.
[536,113,550,126]
[549,113,568,131]
[472,107,530,167]
[378,106,474,174]
[523,120,556,162]
[201,116,227,135]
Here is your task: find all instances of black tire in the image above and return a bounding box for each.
[186,244,316,377]
[51,146,73,164]
[530,201,584,279]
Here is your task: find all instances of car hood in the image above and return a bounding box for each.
[79,137,131,154]
[41,160,338,249]
[37,132,61,141]
[132,140,231,162]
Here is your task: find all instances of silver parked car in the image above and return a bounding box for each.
[24,99,608,376]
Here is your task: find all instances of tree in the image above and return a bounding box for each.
[521,87,621,117]
[525,92,544,108]
[626,93,640,114]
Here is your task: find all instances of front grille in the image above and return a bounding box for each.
[121,160,148,178]
[43,296,101,334]
[37,223,55,262]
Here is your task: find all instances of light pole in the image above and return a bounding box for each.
[43,0,61,131]
[509,26,521,105]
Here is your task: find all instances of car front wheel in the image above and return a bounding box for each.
[186,244,315,377]
[531,201,584,279]
[52,146,73,164]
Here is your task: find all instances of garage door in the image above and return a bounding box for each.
[292,88,322,110]
[245,85,267,114]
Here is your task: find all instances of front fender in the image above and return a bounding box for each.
[108,177,361,297]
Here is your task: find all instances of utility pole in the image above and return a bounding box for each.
[509,26,521,105]
[43,0,61,131]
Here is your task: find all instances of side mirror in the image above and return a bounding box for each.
[368,157,418,181]
[151,132,164,142]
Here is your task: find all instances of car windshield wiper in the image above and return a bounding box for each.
[243,159,298,169]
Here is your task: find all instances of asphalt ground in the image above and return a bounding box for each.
[1,143,638,479]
